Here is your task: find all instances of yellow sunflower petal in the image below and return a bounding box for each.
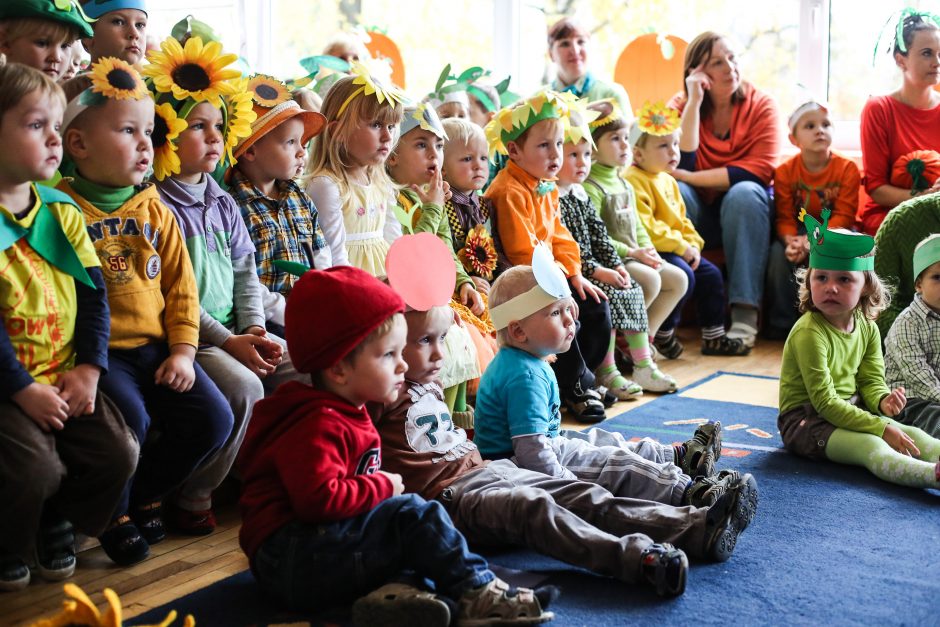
[89,57,148,100]
[101,588,122,627]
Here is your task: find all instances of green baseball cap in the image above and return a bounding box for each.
[0,0,94,39]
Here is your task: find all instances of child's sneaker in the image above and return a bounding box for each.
[0,551,30,592]
[639,543,688,597]
[595,367,643,401]
[352,582,453,627]
[653,334,684,359]
[683,469,757,510]
[167,503,217,536]
[702,472,760,562]
[562,385,606,423]
[35,517,76,582]
[99,516,149,566]
[457,577,556,626]
[631,364,678,393]
[131,501,165,545]
[701,335,751,356]
[678,421,722,478]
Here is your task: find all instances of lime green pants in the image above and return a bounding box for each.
[825,419,940,488]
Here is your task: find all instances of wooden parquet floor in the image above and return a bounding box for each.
[2,330,784,625]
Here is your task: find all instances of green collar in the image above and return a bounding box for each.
[0,185,94,288]
[70,174,135,214]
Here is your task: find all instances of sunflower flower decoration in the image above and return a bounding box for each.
[87,57,148,102]
[149,102,189,181]
[485,90,571,158]
[143,36,240,107]
[459,224,499,281]
[223,77,258,165]
[247,74,292,107]
[564,96,600,146]
[29,583,194,627]
[336,60,407,116]
[636,101,680,136]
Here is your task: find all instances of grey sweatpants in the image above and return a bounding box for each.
[180,334,301,509]
[551,428,690,505]
[441,459,711,585]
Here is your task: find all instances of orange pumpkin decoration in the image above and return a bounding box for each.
[891,150,940,193]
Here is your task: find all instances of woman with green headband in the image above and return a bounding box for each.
[859,9,940,235]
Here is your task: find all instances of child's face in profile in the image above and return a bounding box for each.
[85,9,148,65]
[633,131,680,175]
[345,315,408,406]
[467,94,493,128]
[558,139,591,186]
[594,127,631,168]
[175,101,224,183]
[808,268,865,321]
[508,118,563,181]
[443,135,489,193]
[402,307,451,384]
[790,109,832,154]
[249,116,308,182]
[0,90,63,186]
[916,260,940,313]
[68,97,154,187]
[388,128,443,186]
[1,33,73,80]
[510,297,576,358]
[436,101,468,120]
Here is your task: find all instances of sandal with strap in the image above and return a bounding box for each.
[679,421,722,478]
[352,583,453,627]
[457,577,556,626]
[640,543,688,597]
[562,387,606,424]
[595,368,643,401]
[702,471,760,562]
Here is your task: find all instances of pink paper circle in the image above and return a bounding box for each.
[386,233,456,310]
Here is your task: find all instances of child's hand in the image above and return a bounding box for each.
[56,364,101,417]
[784,235,809,264]
[413,168,447,206]
[471,276,491,295]
[682,245,701,270]
[592,267,628,288]
[459,282,485,316]
[570,274,608,303]
[243,325,284,367]
[615,265,630,281]
[377,470,404,496]
[882,423,920,457]
[630,246,662,269]
[879,387,907,417]
[12,382,69,431]
[155,345,197,393]
[222,333,279,377]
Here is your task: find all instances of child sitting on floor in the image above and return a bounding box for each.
[558,105,676,395]
[766,100,859,338]
[884,233,940,438]
[625,101,749,357]
[474,251,759,520]
[778,212,940,488]
[154,69,304,535]
[584,100,689,360]
[0,0,90,81]
[0,63,137,592]
[236,263,554,625]
[59,57,233,565]
[305,62,404,277]
[484,91,612,423]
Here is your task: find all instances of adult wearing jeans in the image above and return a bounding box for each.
[668,32,781,348]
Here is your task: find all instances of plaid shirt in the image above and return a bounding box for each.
[884,294,940,403]
[229,170,330,295]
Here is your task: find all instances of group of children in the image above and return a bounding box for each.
[1,1,939,624]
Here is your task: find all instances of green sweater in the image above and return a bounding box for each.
[584,163,652,258]
[873,194,940,337]
[779,310,890,436]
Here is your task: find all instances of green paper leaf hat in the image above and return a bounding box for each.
[800,208,875,271]
[0,0,95,38]
[913,233,940,281]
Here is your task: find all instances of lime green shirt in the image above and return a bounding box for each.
[584,163,651,258]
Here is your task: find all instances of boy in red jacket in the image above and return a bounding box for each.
[236,265,554,626]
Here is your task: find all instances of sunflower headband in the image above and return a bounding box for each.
[142,35,255,180]
[62,57,149,132]
[484,90,571,158]
[564,97,600,146]
[873,8,940,65]
[336,60,407,117]
[628,101,680,148]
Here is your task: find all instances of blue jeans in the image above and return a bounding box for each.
[660,253,725,332]
[678,181,771,309]
[99,343,234,515]
[251,494,494,611]
[764,240,802,333]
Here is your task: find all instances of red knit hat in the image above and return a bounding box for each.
[285,266,405,373]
